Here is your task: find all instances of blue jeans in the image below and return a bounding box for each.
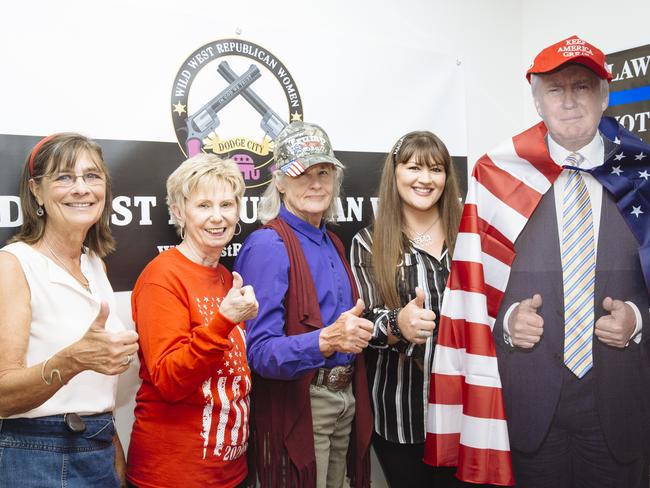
[0,412,119,488]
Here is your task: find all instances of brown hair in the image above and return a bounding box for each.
[11,133,115,257]
[372,131,461,308]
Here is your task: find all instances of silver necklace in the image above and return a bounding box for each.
[407,214,441,246]
[42,238,90,292]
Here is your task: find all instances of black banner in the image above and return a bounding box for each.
[0,134,467,291]
[606,44,650,143]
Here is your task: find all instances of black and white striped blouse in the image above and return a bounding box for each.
[350,226,449,444]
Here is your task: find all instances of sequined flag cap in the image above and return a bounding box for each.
[273,121,344,177]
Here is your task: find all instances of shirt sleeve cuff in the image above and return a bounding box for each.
[624,301,642,345]
[502,302,519,347]
[368,309,390,348]
[209,309,239,338]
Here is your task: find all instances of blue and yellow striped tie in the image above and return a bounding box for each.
[562,153,595,378]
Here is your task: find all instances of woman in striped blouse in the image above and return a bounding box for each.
[350,131,463,487]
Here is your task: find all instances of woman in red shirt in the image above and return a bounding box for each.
[126,154,258,488]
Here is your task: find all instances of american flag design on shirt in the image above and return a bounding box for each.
[195,295,251,462]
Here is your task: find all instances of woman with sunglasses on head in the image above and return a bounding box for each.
[350,131,466,487]
[0,133,139,487]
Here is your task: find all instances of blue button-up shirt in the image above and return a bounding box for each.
[233,206,355,380]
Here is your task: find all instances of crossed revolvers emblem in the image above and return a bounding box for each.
[185,61,288,157]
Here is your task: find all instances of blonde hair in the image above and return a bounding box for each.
[372,131,461,308]
[11,132,115,257]
[166,153,245,236]
[257,166,343,224]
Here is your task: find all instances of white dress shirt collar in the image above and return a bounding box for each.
[547,132,604,170]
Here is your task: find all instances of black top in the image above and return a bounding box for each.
[350,226,449,444]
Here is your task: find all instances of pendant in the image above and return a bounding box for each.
[412,233,432,246]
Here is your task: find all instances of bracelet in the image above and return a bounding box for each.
[40,356,65,386]
[387,308,402,339]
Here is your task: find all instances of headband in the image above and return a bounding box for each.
[28,134,59,177]
[392,136,405,165]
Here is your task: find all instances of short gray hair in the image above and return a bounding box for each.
[257,167,344,224]
[166,153,245,235]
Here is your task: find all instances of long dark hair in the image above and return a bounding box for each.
[372,131,461,308]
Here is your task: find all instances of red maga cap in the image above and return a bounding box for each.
[526,35,612,83]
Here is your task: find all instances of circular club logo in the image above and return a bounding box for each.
[171,39,303,188]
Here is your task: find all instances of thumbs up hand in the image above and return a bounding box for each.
[508,294,544,349]
[89,300,110,331]
[319,299,374,356]
[594,297,636,348]
[219,271,259,324]
[345,298,366,318]
[396,287,437,345]
[68,301,139,377]
[231,270,244,290]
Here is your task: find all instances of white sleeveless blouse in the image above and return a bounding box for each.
[2,241,125,418]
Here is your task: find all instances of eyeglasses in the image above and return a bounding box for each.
[35,171,106,188]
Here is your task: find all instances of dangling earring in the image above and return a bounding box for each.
[36,205,44,217]
[180,226,186,240]
[233,222,242,236]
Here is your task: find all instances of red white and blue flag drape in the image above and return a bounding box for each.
[423,117,650,486]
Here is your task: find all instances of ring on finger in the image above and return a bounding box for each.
[122,354,133,366]
[417,330,430,338]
